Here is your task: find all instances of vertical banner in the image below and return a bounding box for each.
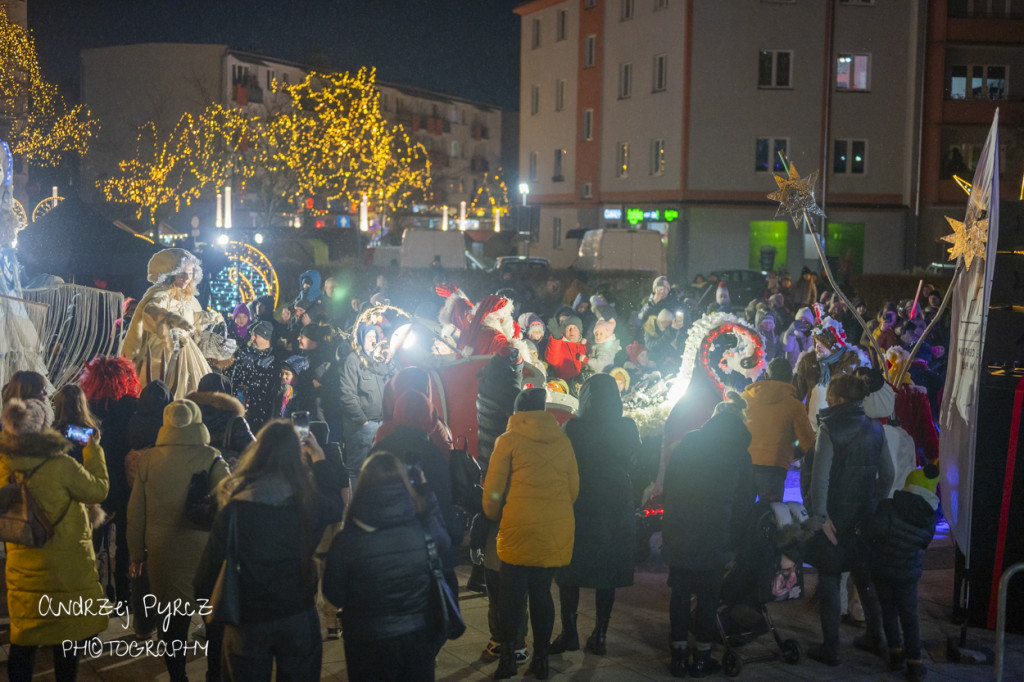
[939,111,1000,560]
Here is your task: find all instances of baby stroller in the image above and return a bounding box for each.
[712,500,812,676]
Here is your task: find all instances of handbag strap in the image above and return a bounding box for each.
[16,458,73,532]
[422,527,445,578]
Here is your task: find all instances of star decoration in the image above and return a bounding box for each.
[942,214,988,271]
[768,162,826,224]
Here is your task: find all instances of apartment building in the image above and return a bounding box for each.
[516,0,924,277]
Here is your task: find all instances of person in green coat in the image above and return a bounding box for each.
[0,398,110,682]
[551,373,641,657]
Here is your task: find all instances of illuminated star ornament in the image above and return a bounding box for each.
[941,204,989,271]
[767,162,826,224]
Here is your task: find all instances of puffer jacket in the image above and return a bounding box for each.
[0,431,109,646]
[867,490,937,583]
[482,409,579,567]
[476,353,523,465]
[186,391,256,465]
[809,401,893,535]
[742,380,816,469]
[324,482,449,641]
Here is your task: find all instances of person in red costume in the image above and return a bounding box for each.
[885,347,939,465]
[544,315,588,380]
[375,366,454,457]
[436,286,524,357]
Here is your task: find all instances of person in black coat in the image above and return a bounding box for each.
[339,322,397,483]
[230,321,280,432]
[475,349,523,473]
[867,465,938,682]
[324,451,450,682]
[551,374,640,657]
[662,392,753,678]
[187,373,256,470]
[194,421,345,682]
[372,390,462,595]
[128,380,172,451]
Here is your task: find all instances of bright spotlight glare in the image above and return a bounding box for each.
[216,234,229,246]
[254,232,264,244]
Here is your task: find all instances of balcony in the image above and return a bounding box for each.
[946,17,1024,43]
[937,178,1023,204]
[428,150,450,168]
[470,156,490,173]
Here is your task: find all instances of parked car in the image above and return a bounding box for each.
[494,256,551,279]
[714,269,768,311]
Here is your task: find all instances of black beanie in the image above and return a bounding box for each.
[514,387,548,413]
[250,321,274,341]
[299,323,328,344]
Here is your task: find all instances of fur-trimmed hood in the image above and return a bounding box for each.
[186,391,246,418]
[0,429,72,470]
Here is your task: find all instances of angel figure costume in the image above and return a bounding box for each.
[122,249,217,399]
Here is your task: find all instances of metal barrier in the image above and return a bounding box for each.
[995,561,1024,682]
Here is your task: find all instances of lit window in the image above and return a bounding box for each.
[553,217,563,249]
[553,149,566,181]
[755,137,789,173]
[653,54,667,92]
[655,0,669,9]
[621,0,635,20]
[617,142,630,178]
[584,35,597,68]
[531,19,541,49]
[651,138,665,175]
[836,53,870,91]
[582,108,594,141]
[949,64,1007,100]
[833,139,867,174]
[530,85,540,115]
[557,9,567,41]
[555,79,566,112]
[529,151,538,181]
[619,62,633,98]
[758,50,792,88]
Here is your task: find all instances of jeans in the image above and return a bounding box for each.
[668,566,723,645]
[816,544,884,659]
[499,563,556,657]
[222,606,322,682]
[344,627,437,681]
[752,465,788,502]
[7,642,81,682]
[558,585,616,622]
[876,578,921,661]
[486,567,528,643]
[345,420,381,484]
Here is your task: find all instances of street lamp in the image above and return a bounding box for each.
[518,182,530,207]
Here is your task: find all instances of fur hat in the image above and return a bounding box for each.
[609,367,630,392]
[904,464,940,510]
[713,390,747,420]
[157,399,210,446]
[1,398,50,434]
[147,248,203,285]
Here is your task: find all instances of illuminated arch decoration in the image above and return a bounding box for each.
[208,240,279,316]
[672,312,767,403]
[31,195,63,223]
[12,199,27,232]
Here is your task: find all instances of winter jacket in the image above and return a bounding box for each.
[867,490,937,583]
[586,337,621,374]
[339,351,394,427]
[128,381,173,450]
[0,431,109,646]
[482,410,579,567]
[559,375,640,589]
[293,269,323,308]
[809,401,894,535]
[193,460,345,622]
[476,354,523,465]
[544,337,587,380]
[742,380,816,469]
[662,412,753,571]
[186,391,256,466]
[894,383,939,464]
[324,482,450,641]
[127,426,230,604]
[230,344,279,431]
[90,395,137,514]
[377,368,453,456]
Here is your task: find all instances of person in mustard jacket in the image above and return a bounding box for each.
[482,387,579,680]
[0,398,109,682]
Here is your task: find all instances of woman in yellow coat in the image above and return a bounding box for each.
[482,387,579,680]
[0,398,109,682]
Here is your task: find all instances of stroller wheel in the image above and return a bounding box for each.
[781,639,801,664]
[723,649,742,677]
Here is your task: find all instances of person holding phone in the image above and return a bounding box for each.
[53,385,100,465]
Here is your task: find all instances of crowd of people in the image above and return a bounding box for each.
[0,247,948,681]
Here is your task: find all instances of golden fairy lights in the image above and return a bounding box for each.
[101,67,431,226]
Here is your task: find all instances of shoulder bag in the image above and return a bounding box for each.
[184,456,223,530]
[207,504,242,624]
[425,527,465,653]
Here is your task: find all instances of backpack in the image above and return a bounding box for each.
[0,460,71,547]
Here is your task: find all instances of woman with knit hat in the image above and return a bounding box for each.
[127,399,229,682]
[121,248,221,399]
[0,398,109,682]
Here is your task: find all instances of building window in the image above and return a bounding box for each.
[584,35,597,68]
[553,149,566,181]
[616,142,630,178]
[581,182,593,198]
[582,108,594,141]
[380,93,390,111]
[833,139,867,174]
[450,140,460,158]
[619,62,633,98]
[555,79,566,112]
[556,9,567,41]
[839,0,875,4]
[529,151,538,181]
[655,0,669,9]
[553,217,563,249]
[531,19,541,49]
[949,64,1008,100]
[530,84,540,115]
[653,54,668,92]
[836,53,870,91]
[758,50,792,88]
[621,0,635,20]
[755,137,789,173]
[651,138,665,175]
[585,0,597,7]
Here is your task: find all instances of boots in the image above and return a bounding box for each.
[549,610,579,654]
[670,646,687,678]
[493,642,518,680]
[585,619,609,655]
[467,563,487,593]
[526,654,549,679]
[688,648,721,678]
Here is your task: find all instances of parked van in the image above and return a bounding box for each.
[400,229,466,269]
[577,228,666,272]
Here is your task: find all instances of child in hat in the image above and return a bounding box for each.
[867,464,939,681]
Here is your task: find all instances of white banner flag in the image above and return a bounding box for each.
[938,111,1000,559]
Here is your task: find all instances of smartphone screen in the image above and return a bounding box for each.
[65,424,94,445]
[290,411,310,439]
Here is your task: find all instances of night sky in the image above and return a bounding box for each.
[29,0,522,110]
